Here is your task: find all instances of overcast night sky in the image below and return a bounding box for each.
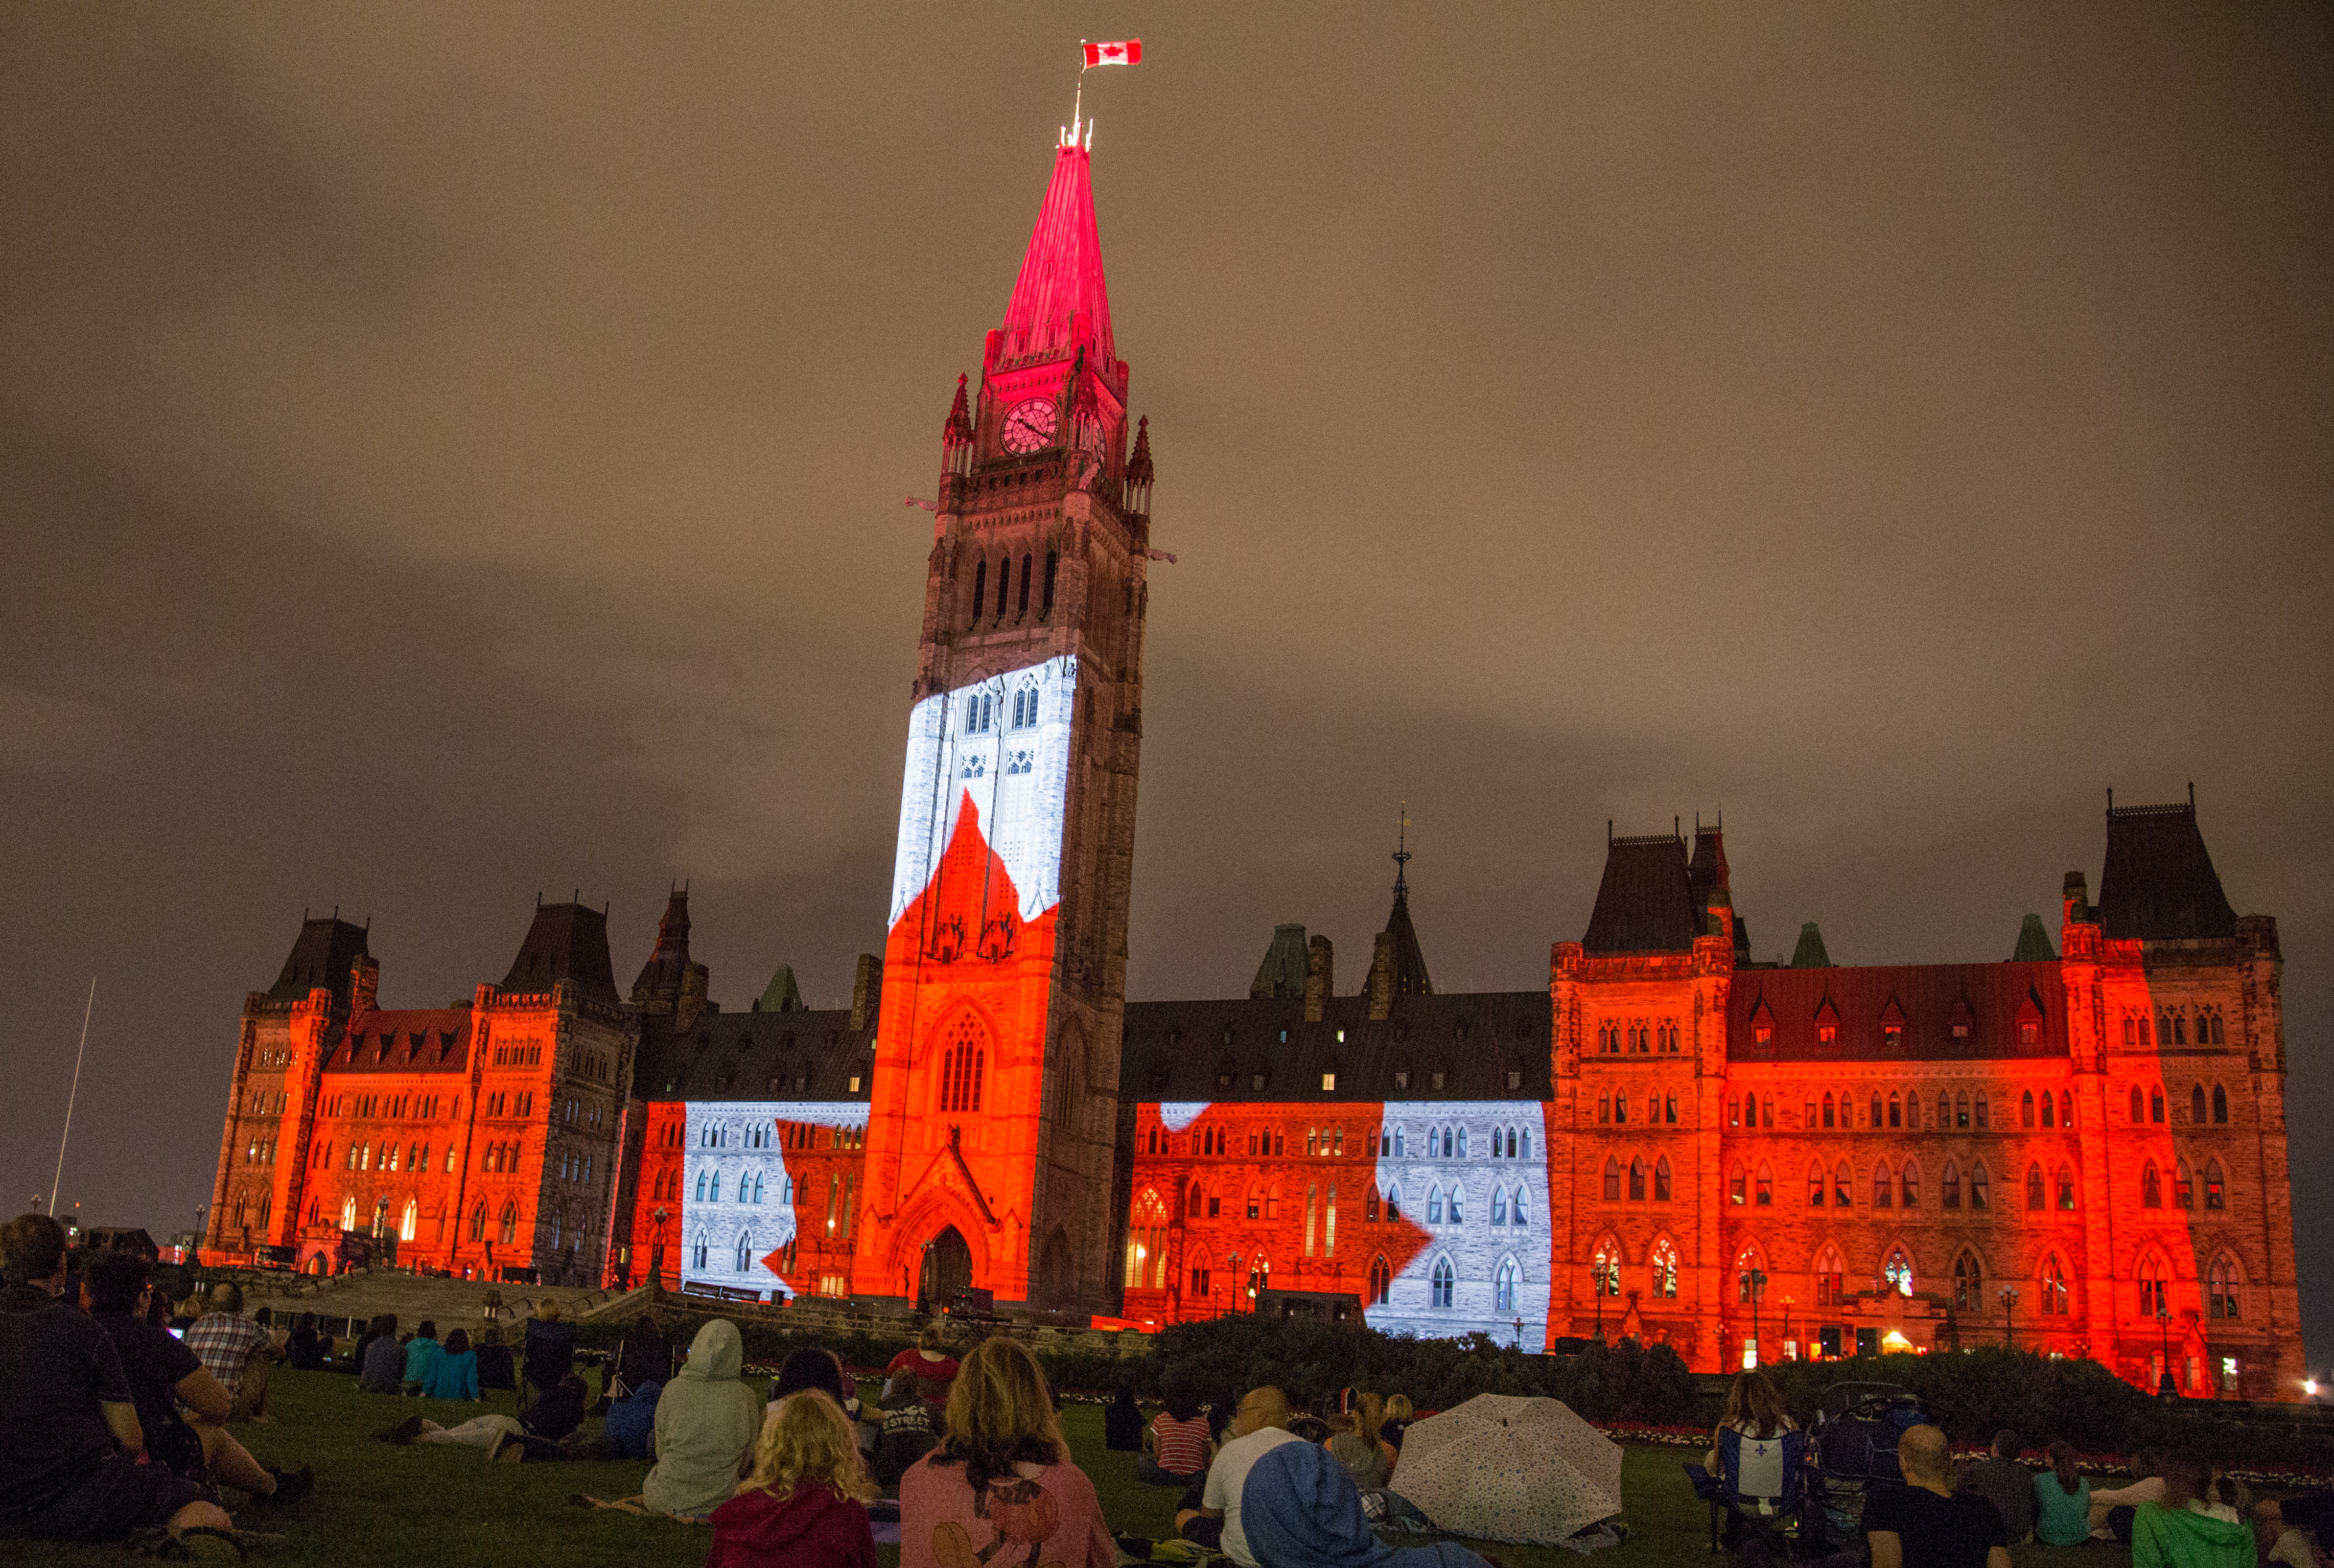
[3,5,2329,1357]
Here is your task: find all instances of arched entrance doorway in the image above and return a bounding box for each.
[920,1225,973,1311]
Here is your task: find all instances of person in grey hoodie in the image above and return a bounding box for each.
[642,1319,763,1520]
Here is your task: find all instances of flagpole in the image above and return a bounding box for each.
[49,977,95,1218]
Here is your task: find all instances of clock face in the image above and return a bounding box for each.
[1002,397,1058,454]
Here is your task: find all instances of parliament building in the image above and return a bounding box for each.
[202,113,2303,1400]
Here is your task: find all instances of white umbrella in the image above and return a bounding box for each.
[1387,1393,1624,1543]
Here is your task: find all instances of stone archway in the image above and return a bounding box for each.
[921,1225,974,1311]
[1037,1225,1074,1309]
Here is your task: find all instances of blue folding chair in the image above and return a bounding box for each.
[1684,1427,1813,1557]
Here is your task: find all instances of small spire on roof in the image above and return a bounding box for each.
[1392,802,1412,899]
[1127,416,1153,485]
[944,374,973,446]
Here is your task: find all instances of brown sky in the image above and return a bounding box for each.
[3,3,2329,1354]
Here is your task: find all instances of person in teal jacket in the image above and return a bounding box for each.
[420,1328,480,1402]
[2133,1452,2252,1568]
[400,1320,441,1395]
[2032,1442,2093,1546]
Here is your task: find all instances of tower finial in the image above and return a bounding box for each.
[1392,801,1412,898]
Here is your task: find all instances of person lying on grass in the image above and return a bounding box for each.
[706,1390,878,1568]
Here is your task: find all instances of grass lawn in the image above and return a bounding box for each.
[10,1368,2136,1567]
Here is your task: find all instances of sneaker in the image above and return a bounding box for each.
[376,1415,426,1445]
[260,1467,315,1509]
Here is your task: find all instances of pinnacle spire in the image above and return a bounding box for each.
[999,138,1114,367]
[1392,803,1412,900]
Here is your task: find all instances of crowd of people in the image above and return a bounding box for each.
[1702,1365,2334,1568]
[12,1204,2330,1568]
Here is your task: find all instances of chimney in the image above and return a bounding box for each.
[1368,932,1396,1021]
[350,956,379,1015]
[1303,936,1334,1024]
[850,954,883,1032]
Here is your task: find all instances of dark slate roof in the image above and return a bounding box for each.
[1250,924,1310,1000]
[1379,890,1434,998]
[1728,962,2065,1062]
[1121,991,1553,1104]
[2095,801,2238,942]
[500,901,621,1005]
[754,967,806,1013]
[635,1007,876,1102]
[1790,922,1832,968]
[325,1008,473,1074]
[1582,833,1702,955]
[266,918,372,1005]
[2012,914,2056,963]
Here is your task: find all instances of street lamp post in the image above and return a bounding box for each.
[2157,1304,2178,1398]
[1749,1269,1767,1367]
[1781,1296,1794,1360]
[1590,1261,1611,1340]
[2000,1285,2020,1349]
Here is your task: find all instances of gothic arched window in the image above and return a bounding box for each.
[1494,1256,1520,1313]
[2039,1091,2054,1128]
[970,558,987,623]
[1628,1159,1645,1201]
[1492,1186,1509,1225]
[2212,1084,2229,1124]
[1970,1161,1990,1210]
[1602,1159,1620,1202]
[2174,1159,2193,1209]
[1884,1247,1914,1296]
[1809,1162,1826,1207]
[1952,1249,1983,1312]
[1814,1245,1845,1307]
[736,1231,753,1273]
[2203,1160,2225,1210]
[2150,1086,2165,1123]
[1654,1157,1672,1202]
[1757,1163,1774,1206]
[1429,1184,1447,1223]
[2137,1253,2168,1318]
[2142,1161,2162,1208]
[2208,1255,2240,1320]
[1942,1159,1961,1209]
[1368,1255,1390,1305]
[499,1201,518,1245]
[1873,1165,1893,1208]
[2056,1164,2077,1210]
[1447,1184,1465,1224]
[1430,1256,1455,1310]
[1510,1184,1529,1226]
[937,1014,987,1114]
[2039,1253,2069,1315]
[1652,1238,1680,1298]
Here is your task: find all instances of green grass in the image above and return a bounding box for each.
[9,1369,2135,1567]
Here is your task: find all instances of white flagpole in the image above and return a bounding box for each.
[49,977,95,1218]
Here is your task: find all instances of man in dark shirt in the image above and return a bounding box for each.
[1953,1429,2037,1542]
[1865,1425,2011,1568]
[82,1252,311,1509]
[0,1214,230,1543]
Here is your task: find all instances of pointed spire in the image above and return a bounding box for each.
[1791,922,1832,968]
[999,139,1114,366]
[1126,415,1153,485]
[629,887,694,1006]
[2011,913,2057,963]
[943,374,973,447]
[1392,802,1412,899]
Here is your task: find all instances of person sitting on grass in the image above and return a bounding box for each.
[420,1328,479,1402]
[577,1318,764,1518]
[1239,1436,1498,1568]
[0,1212,234,1547]
[899,1336,1115,1568]
[1378,1393,1415,1457]
[1954,1429,2036,1542]
[709,1390,879,1568]
[523,1297,578,1399]
[285,1313,324,1371]
[358,1314,404,1394]
[2252,1509,2329,1568]
[2255,1495,2334,1565]
[874,1388,940,1487]
[885,1321,959,1408]
[473,1324,516,1392]
[613,1311,671,1399]
[1862,1424,2009,1568]
[2032,1441,2093,1546]
[82,1251,312,1511]
[1104,1386,1144,1451]
[1140,1382,1213,1488]
[603,1374,662,1460]
[399,1320,441,1397]
[2132,1450,2251,1568]
[1179,1385,1301,1565]
[1326,1394,1392,1494]
[183,1281,280,1423]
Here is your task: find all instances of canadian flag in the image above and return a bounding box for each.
[1082,39,1141,68]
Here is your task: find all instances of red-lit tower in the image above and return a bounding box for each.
[852,114,1155,1312]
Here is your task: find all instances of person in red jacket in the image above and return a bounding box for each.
[707,1389,877,1568]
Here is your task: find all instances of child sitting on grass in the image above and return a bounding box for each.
[707,1391,878,1568]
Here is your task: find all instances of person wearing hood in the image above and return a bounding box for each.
[2132,1451,2252,1568]
[1237,1439,1495,1568]
[708,1390,877,1568]
[643,1319,764,1519]
[615,1313,672,1397]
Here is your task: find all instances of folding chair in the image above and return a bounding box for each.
[1684,1428,1813,1558]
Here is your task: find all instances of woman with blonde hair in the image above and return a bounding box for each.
[707,1391,878,1568]
[900,1336,1114,1568]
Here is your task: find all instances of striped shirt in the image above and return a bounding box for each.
[1152,1412,1211,1476]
